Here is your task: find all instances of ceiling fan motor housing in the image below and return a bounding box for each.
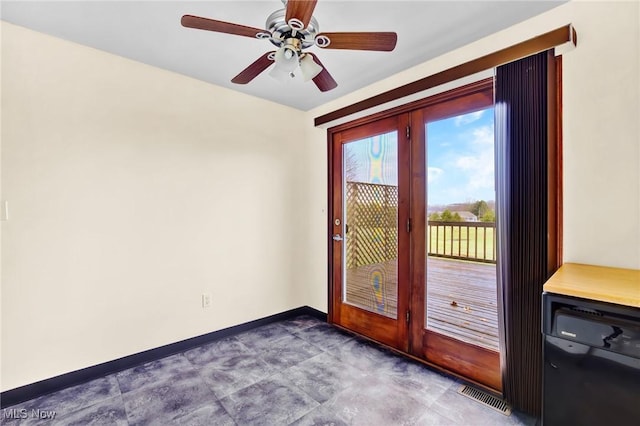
[265,9,319,50]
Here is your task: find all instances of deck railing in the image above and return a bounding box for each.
[427,221,497,263]
[345,182,497,266]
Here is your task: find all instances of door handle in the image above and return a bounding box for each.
[332,234,343,241]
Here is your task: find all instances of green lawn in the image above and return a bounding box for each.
[427,224,496,262]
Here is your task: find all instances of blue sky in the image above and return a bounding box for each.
[344,107,495,207]
[427,107,495,206]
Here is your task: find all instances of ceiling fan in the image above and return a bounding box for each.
[181,0,398,92]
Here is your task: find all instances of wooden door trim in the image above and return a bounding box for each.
[396,112,411,352]
[315,24,576,126]
[328,115,410,349]
[551,55,563,269]
[410,83,499,391]
[327,78,494,135]
[408,107,426,355]
[423,331,502,391]
[327,127,335,323]
[328,131,342,325]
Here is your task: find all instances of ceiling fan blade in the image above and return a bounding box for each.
[315,32,397,51]
[285,0,318,29]
[181,15,266,39]
[307,53,337,92]
[231,52,275,84]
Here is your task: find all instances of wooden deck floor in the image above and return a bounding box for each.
[345,257,499,351]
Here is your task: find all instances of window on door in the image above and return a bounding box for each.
[343,132,399,320]
[425,107,498,352]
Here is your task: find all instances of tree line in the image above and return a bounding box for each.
[429,200,496,222]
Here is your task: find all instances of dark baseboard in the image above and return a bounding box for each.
[1,306,326,408]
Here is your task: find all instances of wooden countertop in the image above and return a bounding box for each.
[544,263,640,308]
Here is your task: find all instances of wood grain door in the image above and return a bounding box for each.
[408,81,502,391]
[328,79,502,392]
[329,114,411,351]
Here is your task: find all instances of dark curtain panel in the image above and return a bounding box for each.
[495,50,556,416]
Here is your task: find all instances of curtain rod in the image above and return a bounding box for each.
[314,24,576,127]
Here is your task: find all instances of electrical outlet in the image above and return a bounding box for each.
[202,293,211,309]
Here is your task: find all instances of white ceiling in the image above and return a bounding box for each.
[1,1,565,111]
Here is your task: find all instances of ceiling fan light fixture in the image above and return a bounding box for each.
[274,44,299,72]
[269,63,295,83]
[299,54,323,81]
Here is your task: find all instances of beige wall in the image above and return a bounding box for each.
[1,22,307,391]
[2,0,639,392]
[300,0,640,312]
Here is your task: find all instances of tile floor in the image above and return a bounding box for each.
[2,315,537,425]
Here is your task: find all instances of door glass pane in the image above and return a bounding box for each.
[343,132,398,319]
[425,108,499,351]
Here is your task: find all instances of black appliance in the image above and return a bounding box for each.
[542,292,640,426]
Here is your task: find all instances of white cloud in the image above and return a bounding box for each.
[428,167,444,183]
[454,126,495,191]
[430,118,496,204]
[454,150,494,191]
[471,125,493,146]
[455,156,476,171]
[454,110,484,127]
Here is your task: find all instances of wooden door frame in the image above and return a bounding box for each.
[328,78,502,389]
[328,78,495,321]
[328,114,411,350]
[408,81,502,391]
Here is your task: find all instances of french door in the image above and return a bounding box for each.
[329,79,502,391]
[329,114,411,350]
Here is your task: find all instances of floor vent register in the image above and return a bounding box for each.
[457,385,512,416]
